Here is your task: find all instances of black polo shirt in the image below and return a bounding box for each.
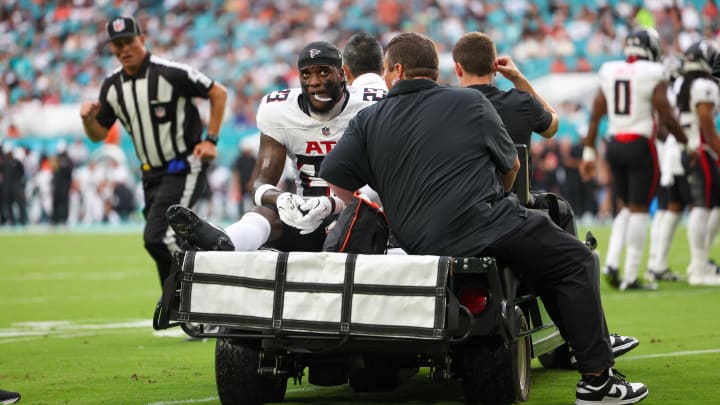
[469,84,552,148]
[321,79,526,257]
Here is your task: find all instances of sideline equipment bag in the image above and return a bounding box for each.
[323,193,389,254]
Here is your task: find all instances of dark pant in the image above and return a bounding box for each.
[606,137,658,207]
[143,168,207,287]
[483,209,613,373]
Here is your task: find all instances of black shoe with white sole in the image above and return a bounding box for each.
[576,369,648,404]
[608,333,640,358]
[0,389,21,405]
[646,268,681,282]
[166,205,234,251]
[605,266,621,289]
[570,333,639,366]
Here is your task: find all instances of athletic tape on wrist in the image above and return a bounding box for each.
[582,146,597,162]
[331,196,346,213]
[254,184,280,206]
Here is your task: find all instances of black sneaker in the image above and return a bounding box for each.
[646,268,681,282]
[166,205,234,251]
[570,334,639,366]
[576,369,648,404]
[608,334,639,358]
[605,266,621,289]
[0,389,21,404]
[709,259,719,275]
[620,280,657,291]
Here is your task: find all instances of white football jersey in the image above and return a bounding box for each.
[674,77,719,151]
[349,72,388,92]
[256,87,386,197]
[598,60,667,137]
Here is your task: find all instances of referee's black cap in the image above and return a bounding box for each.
[107,16,142,41]
[298,41,342,70]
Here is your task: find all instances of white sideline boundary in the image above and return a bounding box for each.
[622,348,720,361]
[148,397,218,405]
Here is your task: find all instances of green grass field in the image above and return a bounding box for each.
[1,225,718,404]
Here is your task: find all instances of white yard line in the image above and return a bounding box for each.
[147,397,218,405]
[0,319,193,343]
[623,348,720,361]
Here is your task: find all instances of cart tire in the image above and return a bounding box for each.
[215,337,287,404]
[538,343,574,370]
[461,306,531,404]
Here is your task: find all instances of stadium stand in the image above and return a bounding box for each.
[1,0,718,225]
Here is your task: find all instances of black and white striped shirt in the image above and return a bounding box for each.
[96,52,214,170]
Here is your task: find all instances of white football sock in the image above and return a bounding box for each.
[705,208,720,254]
[687,207,710,275]
[647,210,666,271]
[655,211,681,271]
[225,212,272,251]
[605,208,630,269]
[623,213,649,283]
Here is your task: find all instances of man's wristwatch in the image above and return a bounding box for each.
[204,134,219,145]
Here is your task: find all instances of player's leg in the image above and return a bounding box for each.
[648,174,689,281]
[620,138,656,290]
[646,188,666,276]
[686,151,720,285]
[704,163,720,269]
[603,139,631,288]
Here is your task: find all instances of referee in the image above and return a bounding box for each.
[80,16,228,287]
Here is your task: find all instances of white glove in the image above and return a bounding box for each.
[295,196,346,235]
[276,192,308,229]
[660,135,683,187]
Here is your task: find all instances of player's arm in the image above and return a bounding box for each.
[496,56,559,138]
[652,81,687,144]
[697,101,720,156]
[251,133,288,206]
[580,89,607,179]
[79,101,110,142]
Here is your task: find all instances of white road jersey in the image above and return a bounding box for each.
[674,76,719,151]
[598,59,666,137]
[349,72,388,92]
[256,87,385,197]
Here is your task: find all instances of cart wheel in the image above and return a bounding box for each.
[460,306,531,404]
[215,336,287,404]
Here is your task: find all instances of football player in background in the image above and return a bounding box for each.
[581,28,687,291]
[675,40,720,285]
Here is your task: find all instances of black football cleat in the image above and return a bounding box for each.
[166,205,235,251]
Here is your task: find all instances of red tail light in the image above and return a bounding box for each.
[459,286,489,315]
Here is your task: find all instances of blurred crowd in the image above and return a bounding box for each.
[1,0,719,227]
